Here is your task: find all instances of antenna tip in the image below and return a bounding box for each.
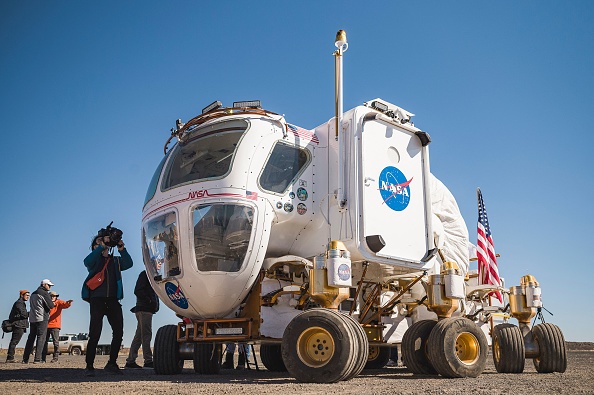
[335,30,348,49]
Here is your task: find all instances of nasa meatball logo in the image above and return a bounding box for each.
[337,264,351,281]
[378,166,413,212]
[165,282,188,309]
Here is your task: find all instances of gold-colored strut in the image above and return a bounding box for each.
[426,274,459,319]
[509,274,539,324]
[308,240,350,309]
[426,259,462,319]
[308,268,349,309]
[521,274,538,285]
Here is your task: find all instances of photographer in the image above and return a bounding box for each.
[81,223,133,376]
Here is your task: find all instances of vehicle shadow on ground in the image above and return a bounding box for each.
[1,366,501,384]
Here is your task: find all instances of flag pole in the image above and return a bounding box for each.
[477,187,497,338]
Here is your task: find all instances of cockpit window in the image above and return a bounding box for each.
[144,154,168,207]
[162,119,248,190]
[258,142,310,194]
[193,203,253,272]
[142,211,180,279]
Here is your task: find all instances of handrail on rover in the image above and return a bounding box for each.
[163,107,281,154]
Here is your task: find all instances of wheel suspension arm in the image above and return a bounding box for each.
[361,271,426,325]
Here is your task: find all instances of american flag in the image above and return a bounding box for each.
[287,123,319,145]
[245,191,258,201]
[476,188,503,302]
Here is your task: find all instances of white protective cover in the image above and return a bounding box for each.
[260,277,301,338]
[430,174,470,274]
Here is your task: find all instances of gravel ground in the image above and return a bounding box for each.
[1,350,593,395]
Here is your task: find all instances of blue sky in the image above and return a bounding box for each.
[1,1,593,351]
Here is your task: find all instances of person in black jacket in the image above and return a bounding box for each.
[6,290,30,362]
[124,269,159,369]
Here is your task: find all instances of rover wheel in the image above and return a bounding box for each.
[401,319,438,375]
[339,312,368,380]
[364,345,391,369]
[193,343,221,374]
[154,324,184,375]
[281,308,358,383]
[492,323,525,373]
[427,317,488,378]
[532,323,567,373]
[260,344,287,372]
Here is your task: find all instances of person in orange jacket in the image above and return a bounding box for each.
[43,291,73,362]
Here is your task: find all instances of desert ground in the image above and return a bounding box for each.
[1,344,593,395]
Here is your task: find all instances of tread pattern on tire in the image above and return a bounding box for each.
[154,324,183,375]
[401,319,438,375]
[492,323,525,373]
[260,344,287,372]
[427,317,488,378]
[337,312,368,381]
[194,343,221,374]
[532,323,567,373]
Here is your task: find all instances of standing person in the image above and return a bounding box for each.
[82,228,133,376]
[43,291,73,363]
[6,290,30,363]
[221,343,251,370]
[23,279,55,364]
[125,268,159,369]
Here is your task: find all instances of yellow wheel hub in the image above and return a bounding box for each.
[368,345,380,361]
[455,332,480,365]
[493,338,501,363]
[297,326,335,367]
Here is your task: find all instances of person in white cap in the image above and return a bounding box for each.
[22,279,55,364]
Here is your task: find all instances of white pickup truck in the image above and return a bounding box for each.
[58,333,88,355]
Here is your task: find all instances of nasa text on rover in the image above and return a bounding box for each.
[141,30,566,383]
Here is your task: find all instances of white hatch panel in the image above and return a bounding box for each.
[359,118,429,264]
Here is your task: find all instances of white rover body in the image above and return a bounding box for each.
[141,31,566,382]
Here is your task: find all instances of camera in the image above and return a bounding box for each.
[97,221,123,247]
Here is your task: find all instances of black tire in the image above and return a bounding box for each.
[193,343,221,374]
[364,345,391,369]
[338,312,368,380]
[532,323,567,373]
[154,324,184,375]
[401,320,438,375]
[260,344,287,372]
[492,323,525,373]
[281,308,357,383]
[427,317,488,378]
[71,347,82,356]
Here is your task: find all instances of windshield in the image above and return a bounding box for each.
[193,203,253,272]
[162,119,248,190]
[142,211,180,279]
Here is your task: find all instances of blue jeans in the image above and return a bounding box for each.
[225,343,251,358]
